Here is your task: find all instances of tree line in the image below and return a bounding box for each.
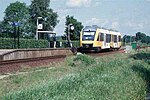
[0,0,83,40]
[0,0,58,39]
[122,32,150,44]
[0,0,149,43]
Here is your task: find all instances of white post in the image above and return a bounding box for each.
[54,41,56,48]
[36,17,42,40]
[36,18,39,40]
[68,24,74,48]
[60,42,62,47]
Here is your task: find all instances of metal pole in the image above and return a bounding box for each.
[68,24,73,47]
[17,26,19,48]
[14,26,16,49]
[68,26,70,43]
[67,25,70,47]
[11,32,13,49]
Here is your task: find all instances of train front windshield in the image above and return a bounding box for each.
[82,31,96,41]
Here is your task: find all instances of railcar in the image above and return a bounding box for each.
[79,25,121,52]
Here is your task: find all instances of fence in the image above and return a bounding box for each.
[49,41,80,48]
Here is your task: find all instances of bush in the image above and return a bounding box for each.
[60,40,80,48]
[74,54,96,66]
[66,54,96,67]
[71,41,80,48]
[131,48,150,64]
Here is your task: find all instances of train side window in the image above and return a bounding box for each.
[106,34,111,43]
[114,35,117,43]
[100,33,104,41]
[109,34,111,42]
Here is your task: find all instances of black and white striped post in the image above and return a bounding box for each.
[67,24,74,47]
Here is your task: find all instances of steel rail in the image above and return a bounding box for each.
[0,55,66,65]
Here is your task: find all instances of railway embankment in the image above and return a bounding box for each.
[0,48,149,100]
[0,48,73,74]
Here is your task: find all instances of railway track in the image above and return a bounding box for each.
[86,45,150,57]
[0,46,149,74]
[85,49,125,56]
[0,49,124,74]
[0,55,66,74]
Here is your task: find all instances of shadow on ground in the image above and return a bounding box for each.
[131,52,150,99]
[132,65,150,99]
[132,66,150,92]
[130,52,150,64]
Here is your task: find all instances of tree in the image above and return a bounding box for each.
[65,15,83,40]
[122,35,134,43]
[29,0,59,39]
[0,21,3,37]
[136,32,147,43]
[146,36,150,44]
[3,1,30,38]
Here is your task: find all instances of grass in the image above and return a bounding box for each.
[0,48,150,100]
[0,63,79,98]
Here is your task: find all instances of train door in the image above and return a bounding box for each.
[114,35,119,48]
[117,35,119,48]
[114,35,118,48]
[106,34,111,48]
[100,33,110,49]
[111,35,114,48]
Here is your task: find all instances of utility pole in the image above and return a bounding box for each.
[12,22,20,49]
[14,25,16,49]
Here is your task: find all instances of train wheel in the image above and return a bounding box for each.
[109,47,113,51]
[116,46,121,51]
[77,48,81,52]
[96,47,101,52]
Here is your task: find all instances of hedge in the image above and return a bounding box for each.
[0,38,80,49]
[0,38,49,49]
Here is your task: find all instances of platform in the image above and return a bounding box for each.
[0,48,72,61]
[0,49,15,55]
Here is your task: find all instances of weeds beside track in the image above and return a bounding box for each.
[0,55,66,74]
[0,48,150,100]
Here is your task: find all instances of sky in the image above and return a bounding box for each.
[0,0,150,36]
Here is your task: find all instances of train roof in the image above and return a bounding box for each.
[83,25,120,32]
[110,31,121,35]
[83,25,121,35]
[98,28,110,34]
[83,26,98,32]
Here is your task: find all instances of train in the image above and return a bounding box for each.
[79,25,121,52]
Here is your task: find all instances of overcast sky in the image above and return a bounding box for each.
[0,0,150,36]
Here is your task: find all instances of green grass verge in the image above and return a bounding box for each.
[0,48,150,100]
